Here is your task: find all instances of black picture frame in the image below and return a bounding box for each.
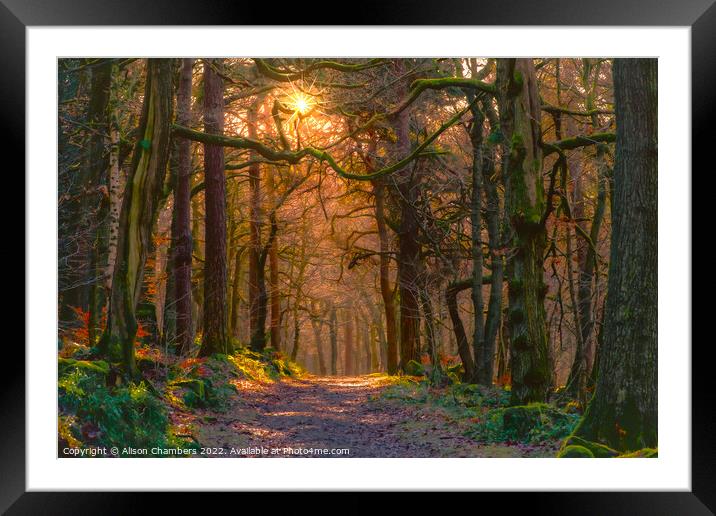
[6,0,710,512]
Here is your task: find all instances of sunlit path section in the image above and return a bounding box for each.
[195,375,532,458]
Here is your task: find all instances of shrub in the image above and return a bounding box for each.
[58,364,171,454]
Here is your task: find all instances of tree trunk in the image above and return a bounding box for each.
[101,59,173,378]
[496,58,551,405]
[363,318,372,374]
[573,58,657,451]
[172,58,194,355]
[311,315,327,375]
[446,279,476,380]
[269,236,281,350]
[393,110,421,371]
[469,103,487,384]
[106,117,122,293]
[375,309,387,371]
[247,98,268,351]
[372,179,398,373]
[369,323,379,372]
[354,313,363,374]
[229,246,245,339]
[329,305,338,375]
[199,59,231,356]
[191,192,204,337]
[85,59,113,347]
[344,307,354,375]
[290,307,300,361]
[481,101,504,386]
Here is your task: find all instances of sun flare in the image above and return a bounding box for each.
[287,91,315,115]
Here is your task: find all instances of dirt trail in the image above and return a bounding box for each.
[194,375,530,458]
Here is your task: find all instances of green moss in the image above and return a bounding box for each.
[560,435,619,458]
[171,378,206,399]
[558,445,594,458]
[511,132,524,148]
[58,358,110,376]
[618,448,658,458]
[513,69,523,87]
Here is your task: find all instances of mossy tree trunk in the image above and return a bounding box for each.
[247,97,266,351]
[573,58,657,451]
[393,108,421,371]
[481,100,505,386]
[372,178,399,374]
[101,59,173,378]
[85,59,114,347]
[173,58,194,355]
[496,58,551,405]
[198,59,231,356]
[469,102,487,384]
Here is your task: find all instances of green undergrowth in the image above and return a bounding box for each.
[58,366,192,456]
[375,378,579,447]
[378,378,511,409]
[166,347,302,411]
[467,403,580,444]
[58,346,302,456]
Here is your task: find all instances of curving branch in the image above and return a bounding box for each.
[390,77,496,117]
[542,132,616,156]
[254,58,387,83]
[542,103,614,117]
[172,99,473,182]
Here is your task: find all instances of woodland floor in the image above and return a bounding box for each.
[184,375,556,458]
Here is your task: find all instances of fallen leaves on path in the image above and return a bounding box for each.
[193,375,551,458]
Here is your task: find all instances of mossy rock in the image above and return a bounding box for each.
[558,445,594,458]
[171,378,206,396]
[58,358,110,376]
[404,360,425,376]
[560,435,619,458]
[170,378,207,407]
[618,448,658,458]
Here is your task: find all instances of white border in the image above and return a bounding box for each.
[27,27,691,490]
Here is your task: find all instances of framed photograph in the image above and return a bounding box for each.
[7,0,709,511]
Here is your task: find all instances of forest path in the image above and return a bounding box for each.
[193,375,528,457]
